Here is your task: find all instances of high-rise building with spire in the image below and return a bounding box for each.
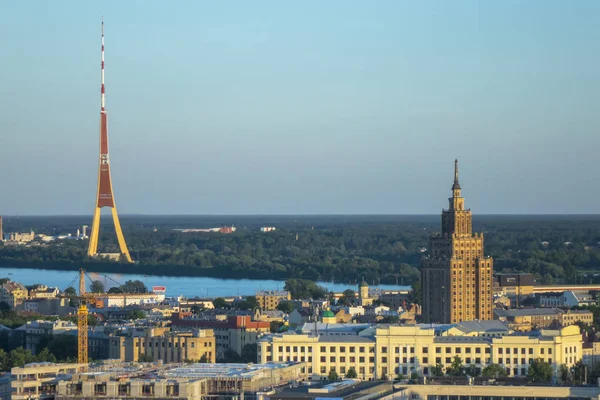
[421,160,493,324]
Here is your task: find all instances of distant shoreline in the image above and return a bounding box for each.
[0,259,392,285]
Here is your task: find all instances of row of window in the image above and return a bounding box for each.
[435,347,490,354]
[130,341,207,348]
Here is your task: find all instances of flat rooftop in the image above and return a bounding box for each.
[161,362,301,379]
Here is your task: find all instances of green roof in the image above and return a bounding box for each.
[322,310,335,318]
[359,280,369,288]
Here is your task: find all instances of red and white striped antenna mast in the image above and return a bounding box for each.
[101,15,106,113]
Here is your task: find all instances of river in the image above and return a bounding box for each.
[0,267,408,298]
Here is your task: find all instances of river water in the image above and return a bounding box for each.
[0,267,408,298]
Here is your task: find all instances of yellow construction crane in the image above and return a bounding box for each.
[65,268,145,364]
[61,269,96,363]
[77,268,90,364]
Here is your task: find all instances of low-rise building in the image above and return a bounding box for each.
[21,320,78,354]
[395,383,600,400]
[494,273,535,297]
[0,281,28,309]
[109,329,216,363]
[5,231,35,244]
[94,293,165,308]
[11,362,87,400]
[29,285,60,299]
[538,291,596,308]
[558,309,594,327]
[20,298,72,316]
[171,313,270,359]
[258,324,583,380]
[254,309,287,323]
[178,297,214,311]
[10,360,305,400]
[256,290,291,310]
[494,308,562,331]
[289,309,313,328]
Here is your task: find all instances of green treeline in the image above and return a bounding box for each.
[1,215,600,285]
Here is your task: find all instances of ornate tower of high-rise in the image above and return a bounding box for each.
[87,19,132,263]
[421,160,493,323]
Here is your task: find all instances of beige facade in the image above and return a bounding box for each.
[258,325,583,380]
[394,383,600,400]
[109,330,216,363]
[9,360,305,400]
[558,309,594,326]
[29,285,60,299]
[421,160,493,324]
[0,281,28,309]
[11,362,87,400]
[57,379,207,400]
[256,290,291,310]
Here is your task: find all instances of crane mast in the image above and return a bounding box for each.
[78,268,89,364]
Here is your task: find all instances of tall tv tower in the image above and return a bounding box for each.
[87,18,133,263]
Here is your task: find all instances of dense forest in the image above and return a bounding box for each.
[1,215,600,285]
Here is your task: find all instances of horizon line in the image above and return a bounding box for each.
[2,213,600,217]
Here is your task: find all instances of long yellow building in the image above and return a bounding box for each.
[258,324,583,381]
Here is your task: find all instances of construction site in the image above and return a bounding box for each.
[12,360,306,400]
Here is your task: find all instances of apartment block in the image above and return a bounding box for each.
[109,329,215,363]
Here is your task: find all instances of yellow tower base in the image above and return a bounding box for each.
[87,207,133,263]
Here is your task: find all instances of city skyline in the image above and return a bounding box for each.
[1,1,599,215]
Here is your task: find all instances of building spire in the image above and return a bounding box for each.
[452,158,461,190]
[101,16,106,113]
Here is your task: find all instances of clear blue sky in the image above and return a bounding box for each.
[0,1,598,215]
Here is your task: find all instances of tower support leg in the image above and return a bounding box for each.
[112,207,132,262]
[87,207,101,256]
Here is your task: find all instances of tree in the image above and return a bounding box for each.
[270,321,285,333]
[527,359,553,383]
[240,343,257,363]
[191,305,204,315]
[465,364,479,377]
[89,280,104,293]
[46,335,77,361]
[108,286,122,294]
[236,297,258,311]
[119,280,147,294]
[328,370,339,381]
[245,296,258,310]
[126,310,146,320]
[199,354,209,363]
[431,363,445,377]
[63,287,77,307]
[482,364,508,379]
[408,279,422,305]
[213,298,228,309]
[346,367,357,379]
[277,301,294,313]
[284,279,327,300]
[36,348,57,363]
[446,356,465,376]
[571,361,587,385]
[338,289,356,306]
[559,364,571,384]
[138,353,154,362]
[219,349,241,363]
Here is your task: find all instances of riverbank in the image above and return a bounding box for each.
[0,258,401,286]
[0,267,408,298]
